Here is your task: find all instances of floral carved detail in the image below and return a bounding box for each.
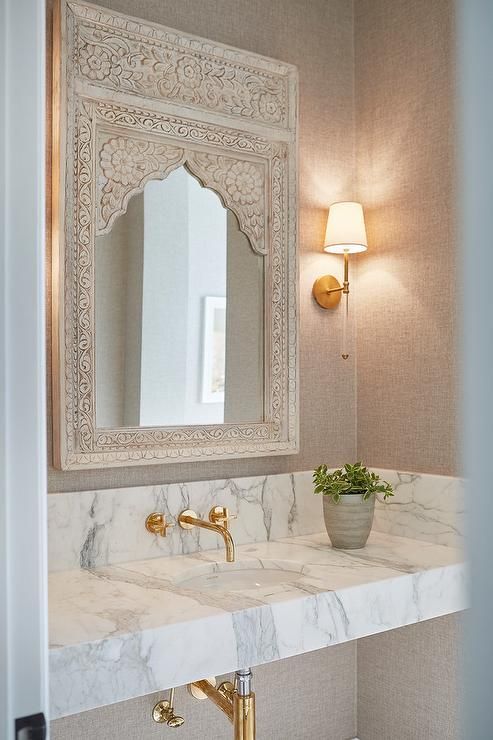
[101,137,141,185]
[74,18,289,127]
[270,150,287,427]
[188,153,266,254]
[95,423,274,452]
[224,162,262,205]
[96,133,266,253]
[95,101,273,156]
[79,42,112,81]
[97,135,185,234]
[176,56,203,90]
[55,3,298,469]
[71,100,96,457]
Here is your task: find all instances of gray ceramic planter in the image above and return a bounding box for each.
[322,493,375,549]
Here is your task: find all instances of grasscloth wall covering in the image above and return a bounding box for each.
[46,0,357,492]
[358,615,462,740]
[46,2,460,739]
[354,0,458,475]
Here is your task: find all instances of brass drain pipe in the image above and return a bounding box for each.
[233,669,256,740]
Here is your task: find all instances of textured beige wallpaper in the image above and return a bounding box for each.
[51,645,358,740]
[46,4,461,739]
[46,0,357,492]
[358,614,462,740]
[354,0,459,475]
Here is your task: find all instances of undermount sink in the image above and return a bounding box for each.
[175,560,304,593]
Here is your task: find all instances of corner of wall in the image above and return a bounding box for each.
[352,0,458,475]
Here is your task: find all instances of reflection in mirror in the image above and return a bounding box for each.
[95,166,264,429]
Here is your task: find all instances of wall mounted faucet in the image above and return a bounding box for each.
[178,507,237,563]
[144,507,237,563]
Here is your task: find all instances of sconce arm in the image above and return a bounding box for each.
[324,285,344,295]
[342,252,349,293]
[322,253,350,296]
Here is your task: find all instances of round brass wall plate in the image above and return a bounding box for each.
[178,509,198,530]
[152,699,171,723]
[188,677,217,700]
[312,274,342,309]
[145,512,165,535]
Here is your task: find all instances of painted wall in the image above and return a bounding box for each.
[354,0,458,475]
[46,0,357,492]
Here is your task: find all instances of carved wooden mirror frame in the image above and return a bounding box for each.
[52,0,299,469]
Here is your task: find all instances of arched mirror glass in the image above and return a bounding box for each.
[95,166,265,429]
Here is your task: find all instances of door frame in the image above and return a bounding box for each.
[0,0,49,737]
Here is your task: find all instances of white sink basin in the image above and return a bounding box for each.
[175,560,304,593]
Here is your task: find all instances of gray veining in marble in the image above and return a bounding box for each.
[49,531,466,719]
[48,469,465,571]
[48,472,322,571]
[371,470,465,547]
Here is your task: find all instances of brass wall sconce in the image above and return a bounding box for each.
[312,201,368,359]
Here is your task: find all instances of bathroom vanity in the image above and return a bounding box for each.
[48,470,466,720]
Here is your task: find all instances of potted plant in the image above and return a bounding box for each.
[313,462,394,549]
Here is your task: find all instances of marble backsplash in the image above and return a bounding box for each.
[372,469,465,548]
[48,469,465,572]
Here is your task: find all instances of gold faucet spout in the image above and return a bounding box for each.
[178,509,236,562]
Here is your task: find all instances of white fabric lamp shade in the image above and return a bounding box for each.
[323,201,368,254]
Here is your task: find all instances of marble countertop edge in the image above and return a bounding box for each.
[49,532,466,719]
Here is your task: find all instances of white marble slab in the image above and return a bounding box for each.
[372,470,465,547]
[49,531,466,719]
[48,469,465,571]
[47,472,322,571]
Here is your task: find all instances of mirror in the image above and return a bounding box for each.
[95,166,265,429]
[53,0,298,469]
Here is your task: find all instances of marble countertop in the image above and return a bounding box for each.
[49,531,466,719]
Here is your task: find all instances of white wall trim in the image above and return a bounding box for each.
[460,1,493,735]
[0,0,49,737]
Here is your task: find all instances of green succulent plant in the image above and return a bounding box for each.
[313,462,394,504]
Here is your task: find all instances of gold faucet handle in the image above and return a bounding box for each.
[209,506,237,529]
[152,688,184,728]
[145,512,175,537]
[218,681,235,702]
